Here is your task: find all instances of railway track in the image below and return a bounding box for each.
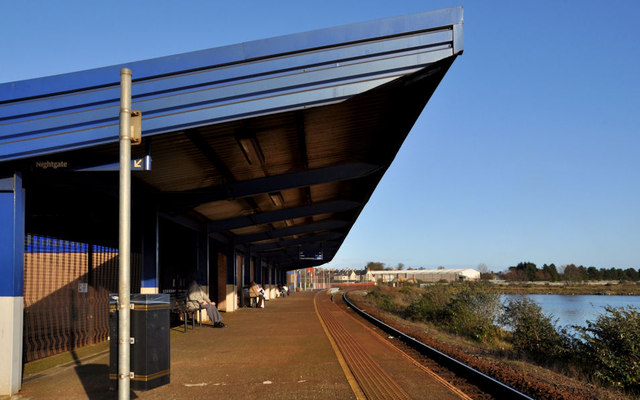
[336,290,534,400]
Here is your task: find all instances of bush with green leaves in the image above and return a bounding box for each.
[499,296,567,363]
[404,283,500,342]
[403,284,452,322]
[446,284,501,341]
[370,284,640,394]
[574,306,640,393]
[366,286,396,312]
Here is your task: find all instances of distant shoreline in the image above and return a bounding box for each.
[487,280,640,295]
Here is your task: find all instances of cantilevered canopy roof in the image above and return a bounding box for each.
[0,7,463,269]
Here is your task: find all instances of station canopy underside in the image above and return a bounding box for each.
[0,8,463,270]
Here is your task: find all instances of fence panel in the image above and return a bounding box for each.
[23,234,141,362]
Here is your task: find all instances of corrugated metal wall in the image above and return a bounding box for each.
[23,235,141,362]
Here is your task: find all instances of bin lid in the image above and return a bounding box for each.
[109,293,170,305]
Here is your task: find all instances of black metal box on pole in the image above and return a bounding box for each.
[109,293,170,391]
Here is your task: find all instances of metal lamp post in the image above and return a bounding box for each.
[118,68,132,400]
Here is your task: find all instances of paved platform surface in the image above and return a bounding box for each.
[316,292,469,400]
[6,291,355,400]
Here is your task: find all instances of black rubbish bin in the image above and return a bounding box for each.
[109,293,170,391]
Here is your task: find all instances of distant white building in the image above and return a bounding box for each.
[364,269,480,283]
[332,270,358,282]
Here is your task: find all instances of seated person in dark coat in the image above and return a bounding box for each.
[187,280,226,328]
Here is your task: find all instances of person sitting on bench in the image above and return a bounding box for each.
[187,280,226,328]
[249,281,265,308]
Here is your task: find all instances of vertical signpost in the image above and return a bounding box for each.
[118,68,132,400]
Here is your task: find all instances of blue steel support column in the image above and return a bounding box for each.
[269,264,273,286]
[256,259,263,285]
[0,172,25,395]
[197,231,208,284]
[226,247,235,286]
[244,250,251,286]
[265,262,270,287]
[240,248,251,307]
[140,208,158,294]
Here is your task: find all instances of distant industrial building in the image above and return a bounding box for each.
[365,269,481,284]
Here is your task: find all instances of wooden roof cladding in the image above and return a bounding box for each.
[150,57,459,268]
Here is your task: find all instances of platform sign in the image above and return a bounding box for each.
[299,250,323,260]
[77,154,151,171]
[32,154,151,172]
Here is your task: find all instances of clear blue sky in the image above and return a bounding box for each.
[2,1,639,272]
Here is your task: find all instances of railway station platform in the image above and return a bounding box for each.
[6,290,471,400]
[9,291,355,400]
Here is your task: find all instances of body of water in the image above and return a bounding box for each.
[502,294,640,332]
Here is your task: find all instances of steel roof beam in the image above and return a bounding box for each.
[208,200,360,232]
[262,241,339,258]
[163,162,380,208]
[235,220,348,245]
[185,129,235,184]
[250,232,343,252]
[185,129,264,216]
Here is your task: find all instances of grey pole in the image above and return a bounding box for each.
[118,68,132,400]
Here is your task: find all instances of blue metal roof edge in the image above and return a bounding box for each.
[0,7,462,102]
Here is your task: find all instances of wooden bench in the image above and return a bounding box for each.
[169,290,202,333]
[243,286,258,308]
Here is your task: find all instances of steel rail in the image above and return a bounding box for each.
[342,291,535,400]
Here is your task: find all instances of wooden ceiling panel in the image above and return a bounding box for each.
[195,199,249,221]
